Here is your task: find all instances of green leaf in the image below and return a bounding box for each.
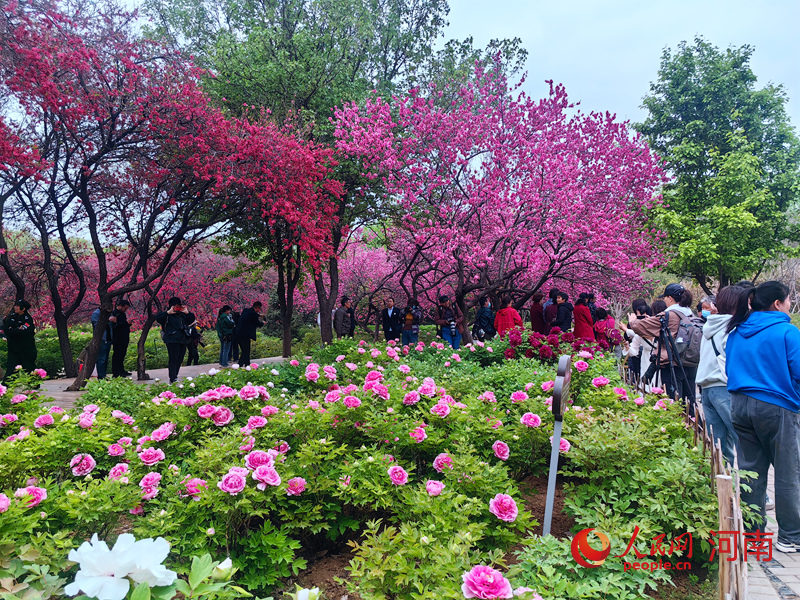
[129,582,151,600]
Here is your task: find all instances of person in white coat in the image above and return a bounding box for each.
[696,285,742,466]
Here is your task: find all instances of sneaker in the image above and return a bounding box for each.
[766,494,776,511]
[776,539,800,553]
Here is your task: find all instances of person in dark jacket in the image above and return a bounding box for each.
[725,281,800,552]
[400,299,422,346]
[110,300,132,377]
[216,305,235,368]
[529,293,547,335]
[473,297,496,341]
[228,310,240,363]
[91,306,115,379]
[155,297,196,383]
[236,301,264,367]
[551,292,573,332]
[543,289,559,335]
[435,295,465,349]
[2,300,37,383]
[186,325,205,366]
[333,297,352,339]
[348,303,356,337]
[587,293,598,323]
[381,298,402,341]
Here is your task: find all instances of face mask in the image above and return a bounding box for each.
[702,310,711,318]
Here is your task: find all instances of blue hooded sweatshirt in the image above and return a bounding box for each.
[726,311,800,412]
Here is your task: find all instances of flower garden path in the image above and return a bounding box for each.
[39,358,285,410]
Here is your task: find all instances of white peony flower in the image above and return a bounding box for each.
[271,369,279,376]
[296,588,320,600]
[64,534,177,600]
[208,368,219,375]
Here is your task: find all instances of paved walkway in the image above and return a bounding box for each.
[748,467,800,600]
[39,357,285,409]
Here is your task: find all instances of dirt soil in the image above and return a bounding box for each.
[277,475,576,597]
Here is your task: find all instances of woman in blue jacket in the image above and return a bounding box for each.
[726,281,800,553]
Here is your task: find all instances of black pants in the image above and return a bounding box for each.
[229,339,239,362]
[166,343,187,383]
[660,365,697,417]
[4,347,37,383]
[238,336,252,367]
[186,343,200,366]
[111,333,130,376]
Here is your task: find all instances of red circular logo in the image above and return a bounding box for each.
[571,528,611,568]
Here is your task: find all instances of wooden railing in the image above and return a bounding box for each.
[617,360,747,600]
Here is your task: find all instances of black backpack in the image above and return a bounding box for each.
[673,313,704,368]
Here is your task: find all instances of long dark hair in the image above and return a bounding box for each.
[218,305,232,317]
[727,280,790,333]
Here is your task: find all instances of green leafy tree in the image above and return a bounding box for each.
[637,37,800,292]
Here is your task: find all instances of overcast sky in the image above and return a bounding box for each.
[443,0,800,129]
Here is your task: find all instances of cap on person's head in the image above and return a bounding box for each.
[658,283,685,300]
[15,299,31,311]
[168,297,182,307]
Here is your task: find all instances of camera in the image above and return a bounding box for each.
[449,320,457,337]
[644,357,659,382]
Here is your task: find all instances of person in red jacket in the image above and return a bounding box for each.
[530,293,547,334]
[494,297,523,337]
[573,293,595,341]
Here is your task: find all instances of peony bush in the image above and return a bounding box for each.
[0,336,715,599]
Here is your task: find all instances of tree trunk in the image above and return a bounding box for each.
[456,295,473,345]
[53,312,78,377]
[136,316,156,381]
[314,258,338,345]
[67,309,110,391]
[281,309,292,357]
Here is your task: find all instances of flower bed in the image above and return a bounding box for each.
[0,336,717,599]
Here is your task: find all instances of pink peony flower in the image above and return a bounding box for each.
[541,381,555,392]
[305,371,320,382]
[550,436,572,453]
[197,404,218,418]
[139,472,162,489]
[591,376,610,388]
[247,415,268,429]
[252,465,281,490]
[426,480,445,496]
[239,385,260,400]
[108,444,126,456]
[654,399,666,410]
[387,465,408,486]
[82,404,100,414]
[14,486,47,507]
[613,387,628,398]
[403,391,421,405]
[274,441,291,454]
[138,447,166,465]
[1,413,19,426]
[651,386,664,394]
[634,397,645,405]
[574,360,589,372]
[108,463,129,480]
[0,493,9,513]
[184,477,208,500]
[33,414,54,428]
[520,412,542,428]
[461,565,513,599]
[78,414,95,429]
[324,390,341,403]
[510,390,528,402]
[10,394,26,405]
[433,452,453,473]
[212,406,234,426]
[513,588,543,599]
[430,403,451,418]
[479,391,496,403]
[261,405,280,417]
[70,453,96,476]
[245,450,276,470]
[345,362,358,371]
[290,359,300,366]
[409,427,427,443]
[33,368,47,378]
[118,437,133,446]
[286,477,306,496]
[343,395,362,409]
[217,471,247,495]
[492,441,510,461]
[489,493,519,523]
